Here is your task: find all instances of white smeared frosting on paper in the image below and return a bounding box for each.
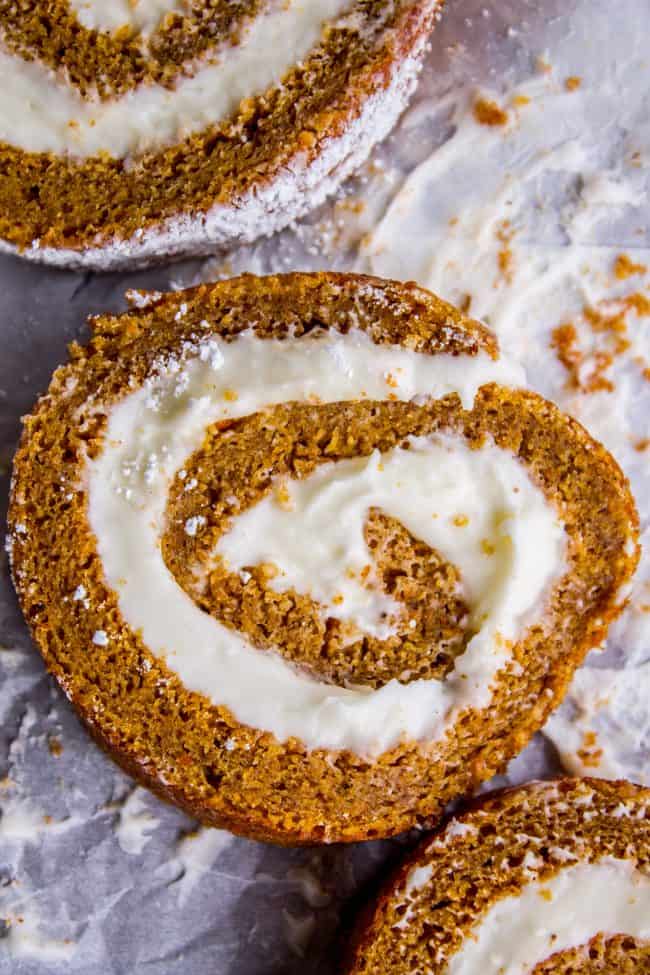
[114,788,159,855]
[0,0,352,158]
[545,661,650,785]
[445,858,650,975]
[165,827,235,907]
[86,327,567,755]
[69,0,187,34]
[353,0,650,778]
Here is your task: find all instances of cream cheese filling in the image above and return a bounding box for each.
[69,0,188,35]
[444,858,650,975]
[216,437,562,643]
[0,0,353,158]
[85,327,566,755]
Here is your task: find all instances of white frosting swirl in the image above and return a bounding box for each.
[69,0,187,35]
[0,0,352,158]
[441,858,650,975]
[86,327,566,755]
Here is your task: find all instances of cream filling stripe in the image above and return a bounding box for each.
[86,328,564,755]
[216,438,561,642]
[442,858,650,974]
[0,0,352,158]
[69,0,188,35]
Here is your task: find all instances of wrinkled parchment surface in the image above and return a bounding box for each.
[1,0,648,970]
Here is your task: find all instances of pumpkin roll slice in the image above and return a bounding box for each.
[8,273,638,844]
[0,0,443,269]
[345,778,650,974]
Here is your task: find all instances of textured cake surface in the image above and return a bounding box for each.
[344,778,650,974]
[0,0,443,268]
[8,273,639,844]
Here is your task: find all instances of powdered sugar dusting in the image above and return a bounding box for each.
[0,42,428,270]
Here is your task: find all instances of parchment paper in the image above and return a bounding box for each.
[1,0,649,971]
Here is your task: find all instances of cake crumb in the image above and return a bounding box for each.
[259,562,279,581]
[622,291,650,316]
[473,97,509,127]
[496,222,515,284]
[613,254,647,280]
[577,730,603,768]
[48,736,63,757]
[551,319,618,394]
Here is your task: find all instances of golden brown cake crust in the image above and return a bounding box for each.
[8,274,639,845]
[0,1,443,261]
[532,936,650,974]
[344,778,650,974]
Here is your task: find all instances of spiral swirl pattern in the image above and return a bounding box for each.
[8,275,638,842]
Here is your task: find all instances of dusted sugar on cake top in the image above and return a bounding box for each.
[0,0,444,269]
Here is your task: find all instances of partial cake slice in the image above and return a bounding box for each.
[0,0,443,269]
[8,273,638,844]
[344,777,650,974]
